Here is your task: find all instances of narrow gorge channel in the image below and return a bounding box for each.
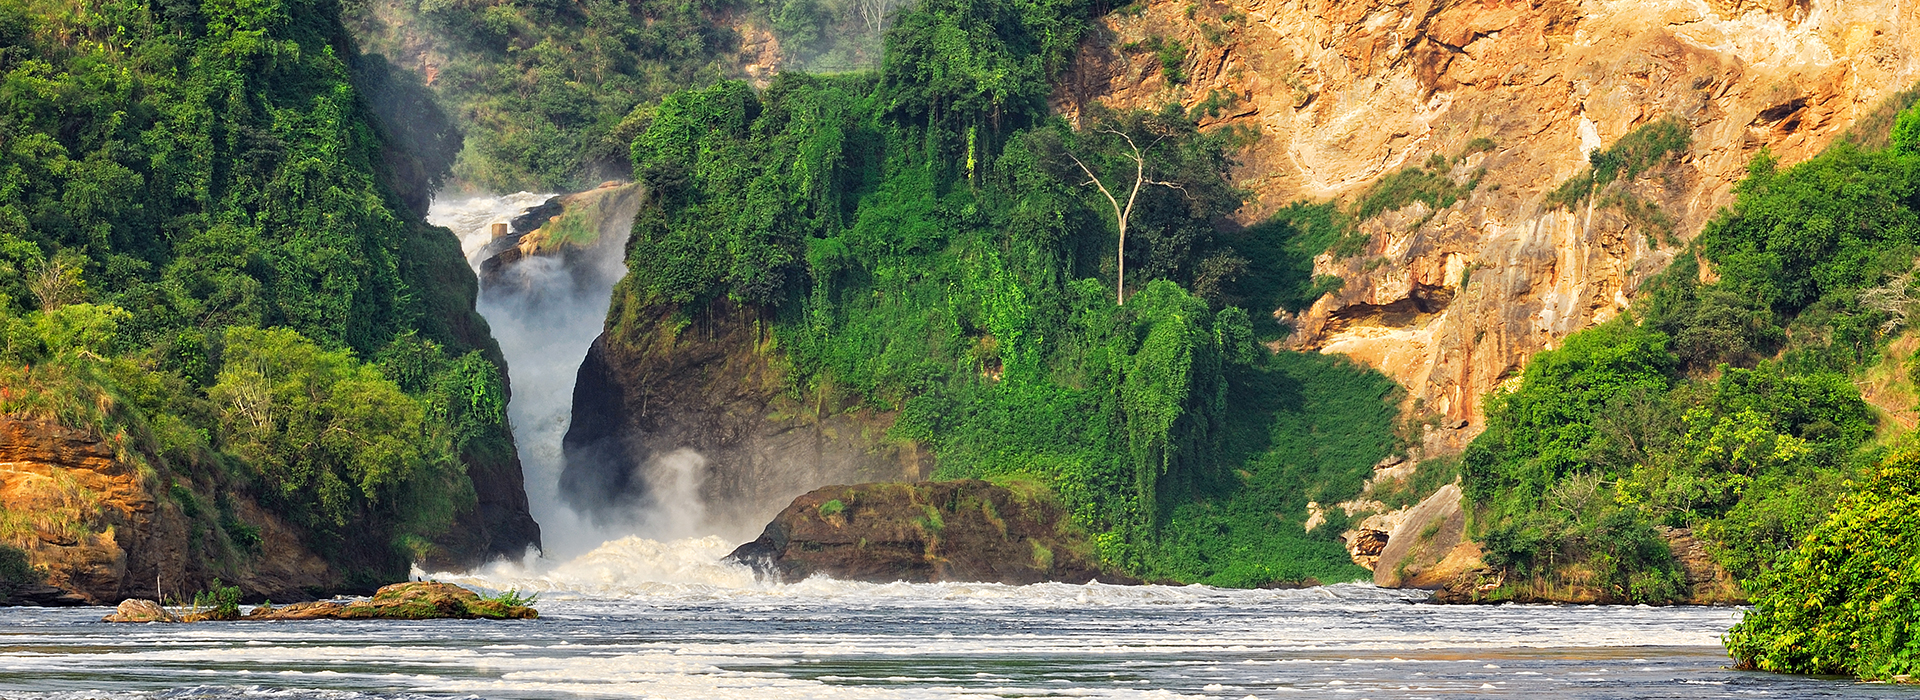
[428,190,649,560]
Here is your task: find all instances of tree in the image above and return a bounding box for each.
[1067,127,1189,305]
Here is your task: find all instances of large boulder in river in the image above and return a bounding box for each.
[104,582,537,622]
[727,480,1131,585]
[102,599,176,623]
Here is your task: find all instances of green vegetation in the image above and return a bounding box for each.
[483,587,538,608]
[819,499,847,517]
[1545,116,1691,211]
[0,544,38,600]
[1351,154,1483,221]
[1461,102,1920,614]
[344,0,743,190]
[344,0,915,191]
[617,0,1399,584]
[1220,141,1492,336]
[0,0,515,580]
[1727,446,1920,678]
[189,579,243,621]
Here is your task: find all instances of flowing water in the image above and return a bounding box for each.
[2,196,1900,699]
[427,193,640,557]
[0,537,1910,699]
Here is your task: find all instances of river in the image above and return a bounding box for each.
[0,536,1905,699]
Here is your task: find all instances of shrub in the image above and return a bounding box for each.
[1728,448,1920,678]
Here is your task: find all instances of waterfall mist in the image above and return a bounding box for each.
[430,190,709,560]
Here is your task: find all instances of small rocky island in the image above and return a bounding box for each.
[103,582,537,623]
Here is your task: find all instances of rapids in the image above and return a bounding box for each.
[0,539,1909,699]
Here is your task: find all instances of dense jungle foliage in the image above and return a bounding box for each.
[1462,99,1920,620]
[613,0,1396,585]
[0,0,514,583]
[1722,102,1920,679]
[344,0,906,191]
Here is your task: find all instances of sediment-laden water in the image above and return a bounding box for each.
[0,535,1906,699]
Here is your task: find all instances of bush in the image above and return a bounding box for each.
[1728,448,1920,678]
[0,545,40,600]
[191,579,243,620]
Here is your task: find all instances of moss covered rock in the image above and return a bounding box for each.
[106,582,536,622]
[728,480,1132,585]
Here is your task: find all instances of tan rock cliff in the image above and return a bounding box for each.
[1057,0,1920,447]
[0,418,334,605]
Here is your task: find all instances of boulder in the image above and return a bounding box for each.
[242,582,537,620]
[727,480,1133,585]
[102,599,176,623]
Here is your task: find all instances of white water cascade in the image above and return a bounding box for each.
[428,194,682,559]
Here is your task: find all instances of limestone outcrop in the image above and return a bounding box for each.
[1056,0,1920,449]
[0,418,335,605]
[727,480,1126,585]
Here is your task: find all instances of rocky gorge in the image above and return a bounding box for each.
[537,0,1920,598]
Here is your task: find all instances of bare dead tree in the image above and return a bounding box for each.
[1066,128,1184,305]
[1861,265,1920,334]
[855,0,895,35]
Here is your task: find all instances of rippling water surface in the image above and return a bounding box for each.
[0,536,1911,700]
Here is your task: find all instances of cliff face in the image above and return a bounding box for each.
[1057,0,1920,446]
[0,419,333,605]
[560,295,917,538]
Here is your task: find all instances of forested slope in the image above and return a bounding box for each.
[578,0,1403,586]
[0,0,534,597]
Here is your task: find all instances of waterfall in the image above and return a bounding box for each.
[428,190,641,560]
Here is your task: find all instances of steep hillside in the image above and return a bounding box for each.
[0,0,535,600]
[567,0,1407,587]
[1056,0,1920,451]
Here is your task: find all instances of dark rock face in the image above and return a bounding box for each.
[726,480,1129,585]
[560,297,915,533]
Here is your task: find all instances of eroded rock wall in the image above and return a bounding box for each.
[1058,0,1920,447]
[0,419,334,605]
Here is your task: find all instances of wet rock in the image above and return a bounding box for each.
[561,299,916,530]
[102,599,176,623]
[248,582,536,620]
[727,480,1133,585]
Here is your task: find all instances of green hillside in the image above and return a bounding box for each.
[0,0,529,585]
[611,0,1396,586]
